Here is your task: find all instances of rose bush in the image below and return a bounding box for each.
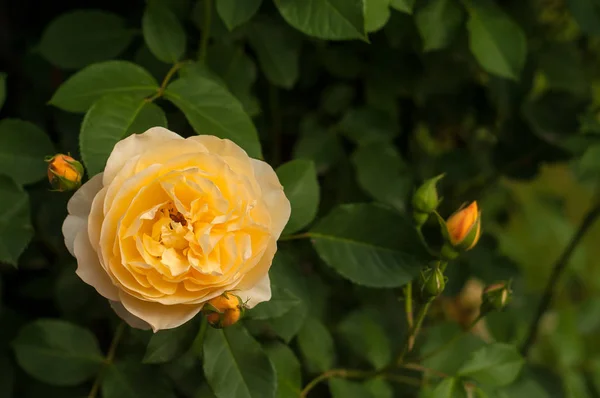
[62,127,290,331]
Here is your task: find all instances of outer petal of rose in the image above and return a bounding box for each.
[235,238,276,293]
[62,173,104,256]
[251,159,291,239]
[189,136,251,162]
[73,226,119,301]
[110,301,151,330]
[119,291,202,332]
[237,273,271,309]
[103,127,182,186]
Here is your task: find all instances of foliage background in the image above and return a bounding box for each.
[1,0,600,396]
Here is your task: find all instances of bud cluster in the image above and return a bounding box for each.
[201,292,246,329]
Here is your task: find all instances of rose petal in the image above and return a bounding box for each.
[103,127,182,186]
[237,273,271,309]
[74,225,119,301]
[62,215,85,256]
[110,300,151,330]
[119,291,202,332]
[251,159,291,239]
[234,238,277,293]
[67,173,104,217]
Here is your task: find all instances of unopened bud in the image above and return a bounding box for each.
[419,266,446,300]
[202,293,246,328]
[439,201,481,254]
[46,154,83,192]
[481,282,512,313]
[412,174,444,227]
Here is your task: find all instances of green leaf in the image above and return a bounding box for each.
[264,342,302,398]
[329,379,373,398]
[216,0,263,30]
[143,320,198,364]
[309,204,425,287]
[416,0,464,52]
[50,61,159,113]
[0,72,6,111]
[352,143,411,212]
[431,378,468,398]
[337,308,391,369]
[0,354,15,398]
[101,361,176,398]
[12,319,103,386]
[390,0,416,13]
[277,159,320,234]
[458,343,525,387]
[39,10,133,69]
[293,115,343,173]
[248,285,302,320]
[364,379,393,398]
[365,0,391,32]
[465,0,527,80]
[0,119,54,185]
[297,317,335,373]
[320,84,355,115]
[165,74,262,159]
[248,18,301,89]
[0,178,33,265]
[203,325,276,398]
[79,94,147,177]
[207,44,260,116]
[142,2,187,63]
[274,0,367,40]
[338,107,398,145]
[566,0,600,36]
[126,102,168,136]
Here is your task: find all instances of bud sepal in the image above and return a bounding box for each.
[412,174,445,227]
[481,281,512,314]
[419,264,447,301]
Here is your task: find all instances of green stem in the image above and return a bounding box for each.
[404,283,414,330]
[520,200,600,356]
[416,227,439,258]
[146,61,186,102]
[88,322,126,398]
[199,0,212,62]
[397,301,433,366]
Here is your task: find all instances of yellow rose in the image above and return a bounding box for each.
[62,128,291,331]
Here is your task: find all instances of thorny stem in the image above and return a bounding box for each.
[88,322,126,398]
[199,0,212,62]
[520,200,600,356]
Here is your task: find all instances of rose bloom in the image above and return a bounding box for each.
[62,128,290,331]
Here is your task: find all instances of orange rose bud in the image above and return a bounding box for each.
[445,201,481,251]
[202,293,245,329]
[46,154,83,192]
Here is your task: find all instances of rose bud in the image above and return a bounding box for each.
[412,174,444,227]
[419,266,446,300]
[438,201,481,260]
[481,282,512,314]
[202,293,246,329]
[46,154,83,192]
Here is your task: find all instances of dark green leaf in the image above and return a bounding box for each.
[0,176,33,266]
[248,18,301,89]
[297,317,335,373]
[352,143,410,212]
[277,159,320,234]
[0,354,14,398]
[13,319,103,386]
[338,107,398,145]
[0,119,54,185]
[365,0,391,32]
[293,115,343,173]
[390,0,416,13]
[320,84,355,115]
[203,325,276,398]
[264,342,302,398]
[101,361,176,398]
[126,102,168,136]
[329,379,373,398]
[39,10,134,69]
[431,378,468,398]
[49,61,159,113]
[274,0,367,40]
[337,308,391,369]
[143,320,198,364]
[567,0,600,36]
[248,285,302,320]
[80,94,147,176]
[416,0,464,52]
[364,379,393,398]
[310,204,425,287]
[458,343,524,387]
[217,0,263,30]
[465,0,526,80]
[165,74,262,159]
[142,2,187,63]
